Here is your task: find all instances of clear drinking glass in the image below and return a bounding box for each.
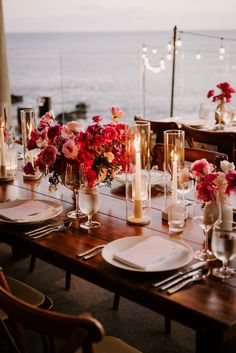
[64,163,85,219]
[79,185,101,230]
[211,221,236,279]
[177,166,194,206]
[193,200,219,261]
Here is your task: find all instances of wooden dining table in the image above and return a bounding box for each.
[0,168,236,353]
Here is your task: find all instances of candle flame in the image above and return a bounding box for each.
[134,134,141,152]
[26,122,32,136]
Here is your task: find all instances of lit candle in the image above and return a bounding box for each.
[171,151,178,204]
[0,117,6,168]
[134,133,142,218]
[27,122,34,166]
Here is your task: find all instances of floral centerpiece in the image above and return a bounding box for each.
[207,82,235,127]
[23,107,133,189]
[180,158,236,211]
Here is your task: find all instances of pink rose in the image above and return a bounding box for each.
[102,126,117,142]
[65,121,85,133]
[62,139,78,160]
[92,115,102,123]
[40,145,58,166]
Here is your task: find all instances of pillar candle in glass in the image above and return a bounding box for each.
[163,130,185,220]
[126,121,151,225]
[21,108,41,180]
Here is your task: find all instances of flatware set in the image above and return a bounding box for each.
[24,220,73,239]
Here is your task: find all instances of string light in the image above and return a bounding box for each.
[152,48,157,54]
[195,54,201,60]
[176,37,182,47]
[219,55,224,60]
[219,38,226,54]
[142,45,147,53]
[167,41,172,51]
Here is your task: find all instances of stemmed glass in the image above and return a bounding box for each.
[79,185,101,230]
[177,166,194,206]
[64,163,85,219]
[211,221,236,279]
[193,200,219,261]
[79,164,101,230]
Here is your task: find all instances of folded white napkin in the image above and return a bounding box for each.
[0,200,54,221]
[113,236,187,270]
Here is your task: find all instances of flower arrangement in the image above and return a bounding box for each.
[207,82,235,103]
[179,159,236,203]
[23,107,133,188]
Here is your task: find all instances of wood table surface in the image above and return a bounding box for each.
[1,169,236,353]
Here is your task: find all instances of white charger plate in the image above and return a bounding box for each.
[115,170,168,186]
[102,235,193,272]
[0,199,63,225]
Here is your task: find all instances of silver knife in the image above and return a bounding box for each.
[151,261,207,288]
[160,268,206,291]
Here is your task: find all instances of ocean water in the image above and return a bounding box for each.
[6,30,236,124]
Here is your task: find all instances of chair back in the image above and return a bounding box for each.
[152,143,228,171]
[181,124,235,162]
[0,284,104,353]
[134,116,179,143]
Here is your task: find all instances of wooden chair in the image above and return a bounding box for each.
[0,284,142,353]
[134,116,180,143]
[0,268,53,352]
[152,143,228,171]
[181,123,235,162]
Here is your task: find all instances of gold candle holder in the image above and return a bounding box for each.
[126,121,151,225]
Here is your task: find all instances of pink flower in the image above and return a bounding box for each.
[40,145,58,166]
[62,139,78,160]
[111,107,124,119]
[191,158,214,180]
[92,115,102,123]
[65,121,85,133]
[179,167,192,184]
[39,112,54,128]
[102,126,117,143]
[207,82,235,103]
[225,170,236,195]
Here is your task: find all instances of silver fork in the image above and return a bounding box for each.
[77,245,105,259]
[24,220,73,239]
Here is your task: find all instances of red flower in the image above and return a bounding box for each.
[102,126,117,143]
[207,82,235,103]
[40,145,58,166]
[47,124,61,141]
[92,115,102,123]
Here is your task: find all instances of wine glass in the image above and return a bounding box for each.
[64,163,85,219]
[211,221,236,279]
[177,166,194,206]
[79,185,101,230]
[193,200,219,261]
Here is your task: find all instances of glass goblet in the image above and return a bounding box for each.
[79,185,101,230]
[211,221,236,279]
[64,163,85,219]
[177,166,194,206]
[193,200,219,261]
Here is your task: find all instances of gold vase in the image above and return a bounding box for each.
[215,99,226,126]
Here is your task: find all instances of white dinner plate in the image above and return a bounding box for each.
[114,170,168,186]
[102,235,194,272]
[0,199,63,225]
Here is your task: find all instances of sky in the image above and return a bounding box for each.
[2,0,236,32]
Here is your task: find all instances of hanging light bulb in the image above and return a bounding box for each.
[142,45,147,53]
[166,53,172,60]
[176,37,182,47]
[195,53,201,60]
[219,38,226,54]
[152,48,157,54]
[167,41,172,51]
[160,58,165,69]
[219,55,224,60]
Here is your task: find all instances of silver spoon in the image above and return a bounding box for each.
[167,268,210,294]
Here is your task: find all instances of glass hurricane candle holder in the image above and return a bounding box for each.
[21,108,41,180]
[126,121,151,225]
[162,129,185,221]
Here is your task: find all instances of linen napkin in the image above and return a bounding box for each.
[113,236,187,270]
[0,200,54,221]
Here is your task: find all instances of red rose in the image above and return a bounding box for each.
[47,124,61,141]
[40,145,58,166]
[92,115,102,123]
[102,126,117,143]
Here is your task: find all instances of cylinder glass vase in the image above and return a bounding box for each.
[163,129,185,221]
[21,108,41,180]
[126,121,151,225]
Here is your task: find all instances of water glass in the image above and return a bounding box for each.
[211,221,236,279]
[79,185,101,230]
[193,200,219,261]
[168,201,186,233]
